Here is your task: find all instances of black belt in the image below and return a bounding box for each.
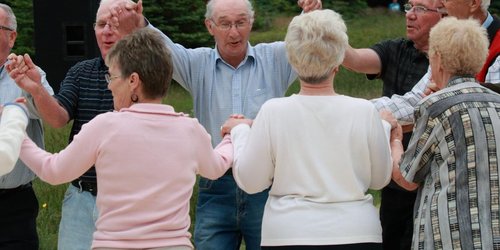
[71,179,97,196]
[0,182,32,195]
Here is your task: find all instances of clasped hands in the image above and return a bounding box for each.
[380,110,419,191]
[220,114,253,137]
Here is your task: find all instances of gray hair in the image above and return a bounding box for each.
[0,3,17,31]
[429,17,488,76]
[205,0,255,21]
[481,0,490,12]
[285,9,348,83]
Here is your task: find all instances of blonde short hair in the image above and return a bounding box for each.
[429,17,488,76]
[285,9,348,83]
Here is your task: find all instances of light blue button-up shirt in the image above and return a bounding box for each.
[155,26,298,145]
[0,65,53,188]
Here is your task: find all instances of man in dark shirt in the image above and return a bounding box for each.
[341,0,444,249]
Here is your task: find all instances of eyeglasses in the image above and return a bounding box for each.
[404,3,446,14]
[93,21,117,31]
[0,25,13,32]
[210,19,250,31]
[105,73,121,83]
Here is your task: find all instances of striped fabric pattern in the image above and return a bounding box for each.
[54,57,113,182]
[400,76,500,249]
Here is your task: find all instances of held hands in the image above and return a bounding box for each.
[108,0,145,36]
[220,114,253,137]
[6,54,42,94]
[423,79,439,96]
[389,123,419,191]
[379,109,397,129]
[298,0,322,12]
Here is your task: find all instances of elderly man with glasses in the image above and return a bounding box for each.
[0,3,54,250]
[340,0,444,249]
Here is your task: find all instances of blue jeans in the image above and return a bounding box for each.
[194,174,268,250]
[58,184,98,250]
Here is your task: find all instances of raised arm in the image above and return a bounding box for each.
[6,54,69,128]
[342,45,382,75]
[109,0,146,35]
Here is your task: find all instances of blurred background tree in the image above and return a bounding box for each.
[5,0,375,53]
[5,0,499,59]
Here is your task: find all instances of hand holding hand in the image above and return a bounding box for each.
[109,0,145,36]
[379,109,397,129]
[298,0,322,12]
[6,54,42,94]
[390,123,403,142]
[424,79,439,96]
[220,114,253,137]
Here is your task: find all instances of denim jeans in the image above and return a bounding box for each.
[58,184,98,250]
[194,174,268,250]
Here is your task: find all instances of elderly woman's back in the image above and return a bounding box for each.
[229,9,393,249]
[393,17,500,249]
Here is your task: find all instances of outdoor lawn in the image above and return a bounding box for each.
[34,8,406,249]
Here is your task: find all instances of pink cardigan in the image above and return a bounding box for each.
[20,103,233,249]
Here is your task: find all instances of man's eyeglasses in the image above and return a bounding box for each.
[105,73,121,83]
[404,3,446,14]
[93,22,117,31]
[210,19,250,31]
[0,25,13,32]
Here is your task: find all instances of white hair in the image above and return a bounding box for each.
[285,9,348,83]
[0,3,16,31]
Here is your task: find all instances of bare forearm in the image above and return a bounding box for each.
[390,140,419,191]
[31,85,69,128]
[342,46,381,75]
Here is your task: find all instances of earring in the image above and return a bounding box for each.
[131,93,139,103]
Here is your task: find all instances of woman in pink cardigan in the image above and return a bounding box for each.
[8,28,233,250]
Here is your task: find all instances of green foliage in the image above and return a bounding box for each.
[3,0,34,55]
[252,0,368,30]
[252,0,298,30]
[491,2,500,15]
[143,0,212,48]
[322,0,368,20]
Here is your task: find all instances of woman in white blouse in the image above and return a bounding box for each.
[0,102,28,176]
[223,9,393,250]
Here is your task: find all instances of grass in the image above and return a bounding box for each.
[33,8,406,249]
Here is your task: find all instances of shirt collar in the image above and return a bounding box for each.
[214,42,255,68]
[119,103,188,117]
[483,12,493,28]
[448,75,477,87]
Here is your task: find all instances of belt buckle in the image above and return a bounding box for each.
[77,180,84,193]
